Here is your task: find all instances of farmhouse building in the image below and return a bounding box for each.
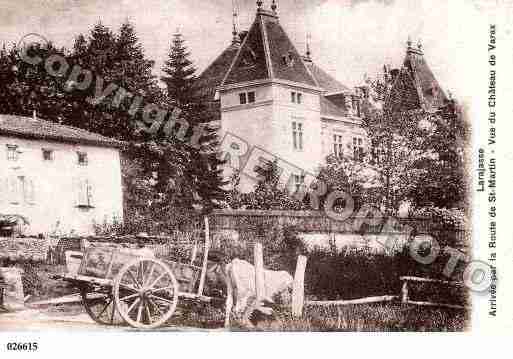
[198,1,366,192]
[0,114,124,235]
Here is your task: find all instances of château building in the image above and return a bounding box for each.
[197,1,365,191]
[197,1,450,192]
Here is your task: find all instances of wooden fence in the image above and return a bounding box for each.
[301,276,467,313]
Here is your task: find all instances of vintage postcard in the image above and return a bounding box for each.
[0,0,512,356]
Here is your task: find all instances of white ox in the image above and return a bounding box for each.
[206,258,293,328]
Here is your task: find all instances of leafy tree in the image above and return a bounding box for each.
[229,160,308,210]
[410,101,469,209]
[315,154,368,211]
[0,42,70,120]
[359,66,467,213]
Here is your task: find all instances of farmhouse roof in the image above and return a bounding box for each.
[0,114,124,149]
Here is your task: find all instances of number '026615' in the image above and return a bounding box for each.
[6,342,39,351]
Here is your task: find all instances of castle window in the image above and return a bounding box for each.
[353,137,364,162]
[6,144,19,161]
[247,91,256,103]
[293,174,305,193]
[372,145,386,166]
[291,92,302,104]
[239,91,255,105]
[333,135,344,158]
[239,93,247,105]
[292,121,303,150]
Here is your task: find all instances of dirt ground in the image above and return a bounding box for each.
[0,305,225,332]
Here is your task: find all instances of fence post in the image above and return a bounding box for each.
[254,242,265,305]
[197,216,211,297]
[292,255,307,317]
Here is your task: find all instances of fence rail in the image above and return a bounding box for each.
[305,276,467,312]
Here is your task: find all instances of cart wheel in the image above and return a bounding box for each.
[114,258,179,329]
[80,288,123,326]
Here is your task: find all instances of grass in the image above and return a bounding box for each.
[150,301,468,332]
[253,303,468,332]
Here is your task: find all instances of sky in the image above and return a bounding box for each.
[0,0,498,102]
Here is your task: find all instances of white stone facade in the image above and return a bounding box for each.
[0,136,123,235]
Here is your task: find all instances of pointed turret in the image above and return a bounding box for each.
[387,38,448,113]
[220,3,317,88]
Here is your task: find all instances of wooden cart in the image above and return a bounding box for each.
[58,220,213,329]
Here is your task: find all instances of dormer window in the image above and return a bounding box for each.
[282,52,295,67]
[6,144,19,161]
[77,152,88,166]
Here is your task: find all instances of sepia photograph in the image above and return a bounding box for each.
[1,0,504,339]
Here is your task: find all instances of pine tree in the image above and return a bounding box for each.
[157,31,228,212]
[161,31,197,110]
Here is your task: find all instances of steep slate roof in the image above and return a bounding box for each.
[0,114,124,148]
[196,43,240,101]
[388,44,448,113]
[218,9,317,88]
[306,62,350,94]
[197,7,352,119]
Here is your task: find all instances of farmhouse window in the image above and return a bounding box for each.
[291,92,296,103]
[292,121,303,150]
[77,152,88,166]
[74,178,94,208]
[333,135,344,158]
[353,137,364,162]
[297,93,302,104]
[42,149,54,161]
[6,145,19,161]
[7,176,35,205]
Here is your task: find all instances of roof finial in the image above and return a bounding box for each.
[417,38,423,51]
[232,1,239,43]
[271,0,277,12]
[306,33,312,60]
[257,0,263,9]
[407,35,412,49]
